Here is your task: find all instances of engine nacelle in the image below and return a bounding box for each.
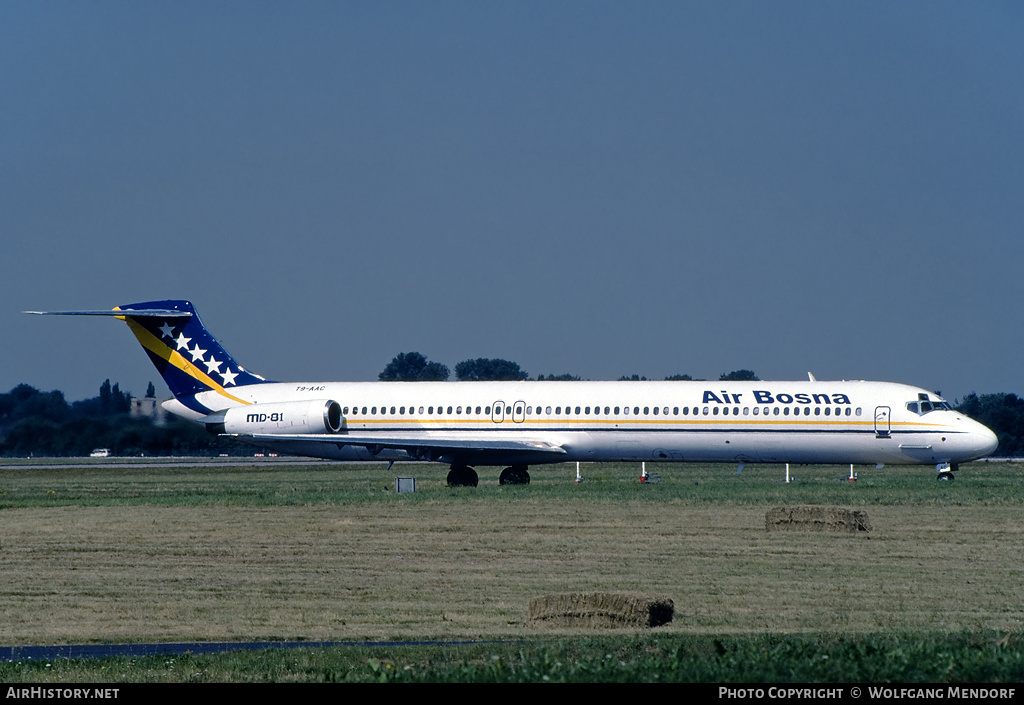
[205,399,343,435]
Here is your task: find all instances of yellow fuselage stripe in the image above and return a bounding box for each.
[338,417,944,430]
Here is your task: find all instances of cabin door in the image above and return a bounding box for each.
[874,406,891,438]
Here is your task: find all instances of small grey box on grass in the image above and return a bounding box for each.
[394,477,416,493]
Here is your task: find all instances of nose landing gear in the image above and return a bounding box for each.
[936,462,958,481]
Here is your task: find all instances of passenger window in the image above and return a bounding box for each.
[653,407,659,415]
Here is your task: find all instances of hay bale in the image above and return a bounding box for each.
[528,591,674,628]
[766,505,872,533]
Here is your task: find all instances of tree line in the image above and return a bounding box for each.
[378,350,761,384]
[0,381,249,457]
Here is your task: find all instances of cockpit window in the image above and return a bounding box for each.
[906,400,952,415]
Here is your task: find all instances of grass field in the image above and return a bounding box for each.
[2,459,1023,681]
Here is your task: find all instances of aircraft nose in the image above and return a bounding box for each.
[975,423,999,457]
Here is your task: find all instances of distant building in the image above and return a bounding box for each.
[130,397,169,425]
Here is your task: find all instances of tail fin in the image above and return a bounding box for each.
[25,300,270,401]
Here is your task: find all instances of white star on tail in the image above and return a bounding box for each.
[220,368,238,386]
[175,333,191,351]
[159,323,175,338]
[189,344,207,362]
[204,356,222,375]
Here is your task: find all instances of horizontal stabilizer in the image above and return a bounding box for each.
[23,309,192,318]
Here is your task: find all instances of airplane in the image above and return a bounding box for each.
[26,299,998,485]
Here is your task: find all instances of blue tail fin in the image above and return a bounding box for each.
[117,300,271,399]
[26,300,271,401]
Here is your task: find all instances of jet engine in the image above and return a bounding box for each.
[204,399,343,435]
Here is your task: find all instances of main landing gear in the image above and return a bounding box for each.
[936,462,959,482]
[445,464,531,486]
[446,465,478,487]
[499,464,530,485]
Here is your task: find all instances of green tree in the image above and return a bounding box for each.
[664,374,695,381]
[73,380,131,416]
[535,373,582,381]
[720,369,759,381]
[0,384,69,427]
[379,352,450,381]
[455,358,528,381]
[618,374,648,381]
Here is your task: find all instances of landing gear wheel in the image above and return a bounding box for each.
[499,465,530,485]
[447,465,479,487]
[937,472,955,482]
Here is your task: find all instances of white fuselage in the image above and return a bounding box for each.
[166,379,998,467]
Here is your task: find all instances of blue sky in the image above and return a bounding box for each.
[3,1,1022,404]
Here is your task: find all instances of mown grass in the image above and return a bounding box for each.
[2,460,1023,682]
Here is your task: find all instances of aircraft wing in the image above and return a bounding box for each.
[234,431,566,463]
